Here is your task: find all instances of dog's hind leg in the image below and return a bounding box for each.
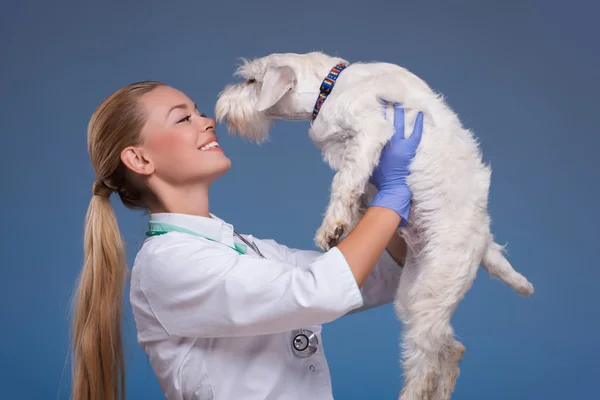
[434,336,466,400]
[394,262,442,400]
[395,239,482,400]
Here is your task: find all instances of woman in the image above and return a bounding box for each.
[72,81,423,400]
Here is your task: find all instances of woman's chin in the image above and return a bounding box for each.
[207,157,232,180]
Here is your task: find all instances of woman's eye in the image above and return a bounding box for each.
[177,115,191,123]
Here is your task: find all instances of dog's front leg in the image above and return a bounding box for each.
[314,166,362,251]
[314,124,394,251]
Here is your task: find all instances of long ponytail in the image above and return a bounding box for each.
[72,187,127,400]
[71,81,164,400]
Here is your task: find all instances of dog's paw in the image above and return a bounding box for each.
[329,226,345,248]
[315,221,347,251]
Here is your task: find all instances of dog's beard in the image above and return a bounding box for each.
[215,84,273,142]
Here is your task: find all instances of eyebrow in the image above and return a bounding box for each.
[168,103,198,116]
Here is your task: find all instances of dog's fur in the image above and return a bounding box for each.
[215,51,534,400]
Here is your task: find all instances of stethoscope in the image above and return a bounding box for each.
[233,231,266,259]
[147,221,318,358]
[146,221,266,258]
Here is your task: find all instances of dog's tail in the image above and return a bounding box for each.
[481,239,534,296]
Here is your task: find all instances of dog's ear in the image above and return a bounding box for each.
[256,66,296,112]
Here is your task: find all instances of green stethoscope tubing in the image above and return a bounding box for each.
[146,221,248,255]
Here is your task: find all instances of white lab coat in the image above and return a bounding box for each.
[129,212,402,400]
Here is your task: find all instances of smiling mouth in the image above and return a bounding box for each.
[199,141,220,151]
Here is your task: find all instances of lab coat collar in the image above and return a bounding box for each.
[149,212,236,248]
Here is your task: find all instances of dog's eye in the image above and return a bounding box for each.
[247,78,256,84]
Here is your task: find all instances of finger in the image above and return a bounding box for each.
[392,103,405,141]
[408,111,424,146]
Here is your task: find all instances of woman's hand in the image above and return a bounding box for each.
[369,103,424,226]
[337,103,423,286]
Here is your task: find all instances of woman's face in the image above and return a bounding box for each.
[136,85,231,188]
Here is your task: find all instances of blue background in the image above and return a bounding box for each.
[1,0,598,399]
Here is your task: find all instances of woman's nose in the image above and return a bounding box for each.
[198,116,216,132]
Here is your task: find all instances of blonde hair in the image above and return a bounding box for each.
[71,81,164,400]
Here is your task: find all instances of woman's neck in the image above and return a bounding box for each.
[146,181,211,217]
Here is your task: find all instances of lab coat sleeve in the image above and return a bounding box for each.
[138,233,365,338]
[346,250,403,314]
[255,238,403,314]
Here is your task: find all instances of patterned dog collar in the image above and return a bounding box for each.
[311,63,348,123]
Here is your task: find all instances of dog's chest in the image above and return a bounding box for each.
[309,124,351,147]
[308,124,358,169]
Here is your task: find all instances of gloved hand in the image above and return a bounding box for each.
[369,102,424,226]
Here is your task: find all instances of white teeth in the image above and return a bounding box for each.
[200,141,220,151]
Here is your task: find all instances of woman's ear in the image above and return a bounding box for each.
[121,146,154,176]
[256,65,296,112]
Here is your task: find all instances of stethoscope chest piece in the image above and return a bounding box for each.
[291,329,318,358]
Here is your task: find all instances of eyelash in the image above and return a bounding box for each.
[177,111,208,124]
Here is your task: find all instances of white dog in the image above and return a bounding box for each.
[215,51,534,400]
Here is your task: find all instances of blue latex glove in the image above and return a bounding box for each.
[369,103,424,226]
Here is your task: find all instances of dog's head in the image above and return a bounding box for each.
[215,52,347,142]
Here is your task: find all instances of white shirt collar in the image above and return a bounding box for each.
[149,212,236,247]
